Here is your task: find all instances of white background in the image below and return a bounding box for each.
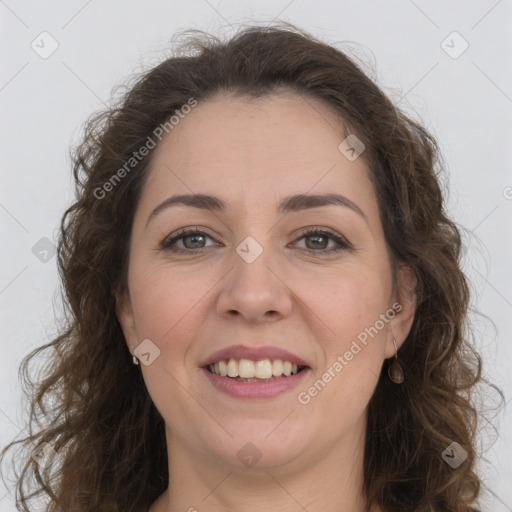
[1,1,511,511]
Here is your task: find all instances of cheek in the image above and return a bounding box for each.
[128,259,208,341]
[128,265,207,413]
[299,264,391,345]
[297,272,389,430]
[314,271,391,405]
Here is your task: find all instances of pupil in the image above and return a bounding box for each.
[184,234,205,249]
[306,235,327,250]
[183,234,327,250]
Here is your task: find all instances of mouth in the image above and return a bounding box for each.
[199,345,312,399]
[205,358,309,382]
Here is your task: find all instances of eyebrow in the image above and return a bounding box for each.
[145,193,367,228]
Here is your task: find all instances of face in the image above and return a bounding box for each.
[116,92,415,473]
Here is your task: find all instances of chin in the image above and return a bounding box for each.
[204,422,311,470]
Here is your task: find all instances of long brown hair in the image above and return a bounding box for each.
[1,22,502,512]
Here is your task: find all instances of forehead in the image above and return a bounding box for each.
[136,92,379,224]
[152,92,349,177]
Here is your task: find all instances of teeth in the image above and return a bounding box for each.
[208,358,303,379]
[227,359,238,377]
[218,360,228,377]
[239,359,255,378]
[255,359,273,379]
[272,359,283,376]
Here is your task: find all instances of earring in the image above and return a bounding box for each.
[132,354,140,365]
[387,337,404,384]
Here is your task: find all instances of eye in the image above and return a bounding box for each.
[160,228,218,253]
[291,227,352,253]
[160,226,352,255]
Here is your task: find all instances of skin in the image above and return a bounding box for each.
[116,91,416,512]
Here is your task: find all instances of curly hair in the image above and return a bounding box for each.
[1,22,503,512]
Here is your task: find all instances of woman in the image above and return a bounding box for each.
[1,23,499,512]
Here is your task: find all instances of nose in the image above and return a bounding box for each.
[216,244,293,324]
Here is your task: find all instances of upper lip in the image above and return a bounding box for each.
[200,344,311,368]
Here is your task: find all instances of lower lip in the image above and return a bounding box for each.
[201,367,311,399]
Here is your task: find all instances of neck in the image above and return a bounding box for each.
[151,415,381,512]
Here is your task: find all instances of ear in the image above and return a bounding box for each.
[385,263,417,359]
[115,287,139,356]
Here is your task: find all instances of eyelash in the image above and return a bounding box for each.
[160,226,352,255]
